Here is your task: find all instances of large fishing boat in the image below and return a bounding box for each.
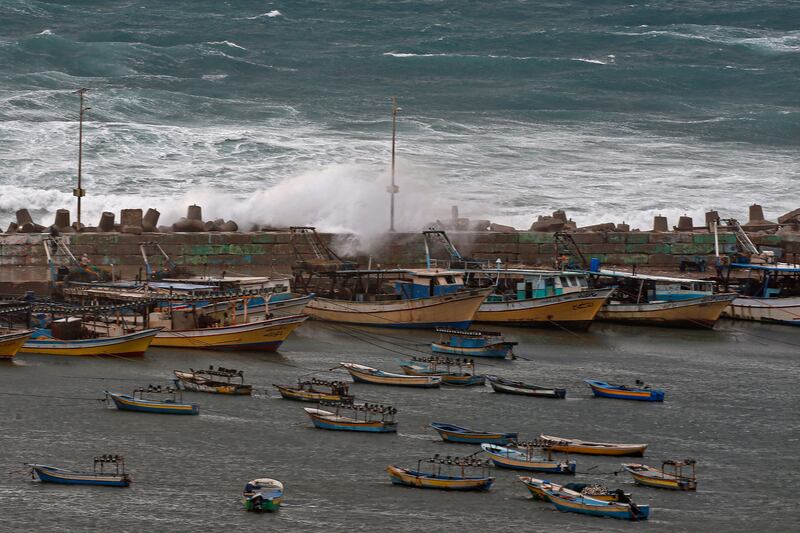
[21,323,159,357]
[720,263,800,326]
[150,314,307,351]
[0,329,33,358]
[387,455,494,491]
[587,268,737,328]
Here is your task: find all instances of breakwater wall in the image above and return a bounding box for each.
[2,230,799,291]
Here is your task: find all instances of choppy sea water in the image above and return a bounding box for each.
[0,321,798,532]
[0,1,798,233]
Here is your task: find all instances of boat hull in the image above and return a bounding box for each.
[244,496,281,512]
[483,446,576,474]
[303,289,491,329]
[174,375,252,395]
[399,365,485,386]
[487,376,566,398]
[151,315,307,350]
[305,408,396,433]
[539,435,647,456]
[386,465,493,491]
[623,465,697,490]
[0,330,33,358]
[431,424,517,445]
[585,380,664,402]
[343,363,441,388]
[106,393,199,415]
[431,341,513,358]
[20,329,158,357]
[596,294,736,328]
[721,296,800,326]
[547,492,650,521]
[475,289,612,329]
[30,465,130,487]
[274,385,352,403]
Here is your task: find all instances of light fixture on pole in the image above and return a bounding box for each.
[74,88,90,231]
[388,96,401,232]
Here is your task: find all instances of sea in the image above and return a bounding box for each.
[1,321,798,532]
[0,1,798,234]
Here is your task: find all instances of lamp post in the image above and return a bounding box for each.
[388,96,401,232]
[74,88,90,230]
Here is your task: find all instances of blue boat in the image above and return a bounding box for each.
[521,477,649,520]
[481,443,577,474]
[431,328,517,358]
[28,455,131,487]
[105,386,200,415]
[584,379,664,402]
[304,402,397,433]
[431,422,518,445]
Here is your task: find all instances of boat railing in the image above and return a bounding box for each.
[662,459,696,482]
[133,385,184,402]
[417,454,492,478]
[318,400,397,422]
[94,454,125,475]
[409,355,476,372]
[299,378,350,395]
[506,441,561,461]
[191,365,244,382]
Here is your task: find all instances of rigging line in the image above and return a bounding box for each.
[0,391,98,401]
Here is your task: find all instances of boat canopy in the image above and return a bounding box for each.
[730,263,800,273]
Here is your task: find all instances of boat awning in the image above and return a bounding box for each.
[585,269,716,285]
[730,263,800,273]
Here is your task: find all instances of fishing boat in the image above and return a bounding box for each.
[20,323,159,357]
[520,477,630,502]
[273,378,353,402]
[537,435,647,457]
[340,362,441,388]
[304,401,397,432]
[486,375,566,399]
[398,356,485,386]
[430,422,518,445]
[720,263,800,326]
[431,328,517,358]
[174,366,252,395]
[587,269,737,328]
[585,379,664,402]
[104,385,200,415]
[150,314,308,351]
[522,477,650,521]
[243,478,284,512]
[623,459,697,491]
[387,455,494,491]
[481,443,576,474]
[28,455,130,487]
[0,329,33,358]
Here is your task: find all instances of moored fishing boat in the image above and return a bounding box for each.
[482,443,576,474]
[430,422,518,445]
[151,314,308,351]
[341,362,441,388]
[304,401,397,432]
[431,328,517,358]
[623,459,697,490]
[174,366,252,395]
[243,478,284,512]
[387,455,494,491]
[398,356,485,386]
[584,379,664,402]
[720,263,800,325]
[273,378,353,402]
[537,435,647,457]
[28,455,130,487]
[486,375,566,399]
[104,385,199,415]
[519,477,631,502]
[0,329,33,358]
[524,477,650,521]
[21,327,159,357]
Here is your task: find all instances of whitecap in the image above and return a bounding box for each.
[36,29,53,35]
[201,74,228,80]
[570,57,607,65]
[207,40,247,51]
[247,10,282,19]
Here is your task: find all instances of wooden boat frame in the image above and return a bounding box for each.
[430,422,518,445]
[537,435,647,456]
[274,378,353,402]
[486,374,566,399]
[174,365,252,395]
[623,459,697,490]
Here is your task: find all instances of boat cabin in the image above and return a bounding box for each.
[587,269,716,303]
[394,269,465,299]
[460,269,589,301]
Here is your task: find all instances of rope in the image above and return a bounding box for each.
[0,391,98,401]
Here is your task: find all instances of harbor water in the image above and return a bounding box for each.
[1,320,797,531]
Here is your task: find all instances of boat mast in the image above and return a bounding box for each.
[74,88,90,230]
[388,96,401,232]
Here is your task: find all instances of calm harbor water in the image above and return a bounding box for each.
[1,320,798,532]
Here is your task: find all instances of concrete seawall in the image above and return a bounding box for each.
[2,230,799,291]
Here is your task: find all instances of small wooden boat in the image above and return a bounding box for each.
[28,455,130,487]
[340,362,441,388]
[0,329,33,358]
[104,385,199,415]
[584,379,664,401]
[20,327,159,357]
[537,435,647,457]
[481,443,576,474]
[520,477,630,502]
[304,401,397,433]
[243,478,284,512]
[623,459,697,491]
[524,477,650,521]
[486,375,566,399]
[151,314,307,351]
[387,456,494,491]
[398,356,485,386]
[273,378,353,402]
[174,366,252,395]
[431,328,517,358]
[430,422,517,445]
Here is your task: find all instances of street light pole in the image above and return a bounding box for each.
[74,88,90,230]
[388,96,401,232]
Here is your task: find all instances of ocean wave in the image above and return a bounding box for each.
[207,40,247,51]
[36,29,53,36]
[570,58,608,65]
[614,25,800,54]
[383,52,532,60]
[247,10,282,19]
